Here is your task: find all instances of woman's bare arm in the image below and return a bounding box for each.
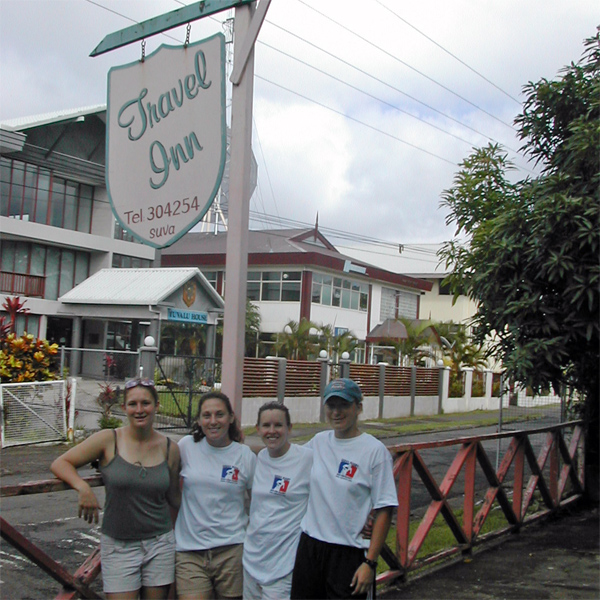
[50,429,113,524]
[166,440,181,526]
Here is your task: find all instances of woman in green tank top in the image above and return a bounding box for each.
[51,379,181,599]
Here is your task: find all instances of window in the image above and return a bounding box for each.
[35,169,51,225]
[246,271,301,302]
[114,221,144,243]
[63,182,79,230]
[0,158,95,232]
[438,280,452,295]
[380,287,418,320]
[312,273,368,312]
[77,185,93,233]
[201,270,218,287]
[112,254,152,269]
[0,240,90,300]
[45,248,61,300]
[50,179,65,227]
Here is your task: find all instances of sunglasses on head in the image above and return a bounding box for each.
[125,378,155,390]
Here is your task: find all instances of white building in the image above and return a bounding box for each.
[162,227,432,361]
[342,243,478,330]
[0,107,226,378]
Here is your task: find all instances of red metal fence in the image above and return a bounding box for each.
[349,363,381,395]
[415,366,439,396]
[384,365,412,396]
[1,475,103,599]
[376,420,585,585]
[242,357,279,397]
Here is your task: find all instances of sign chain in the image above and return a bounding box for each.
[141,39,146,62]
[185,23,191,47]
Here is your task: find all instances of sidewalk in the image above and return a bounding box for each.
[242,408,533,451]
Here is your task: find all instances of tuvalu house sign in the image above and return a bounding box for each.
[106,33,226,248]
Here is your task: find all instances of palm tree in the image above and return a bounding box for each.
[388,318,437,366]
[313,323,359,361]
[244,300,261,357]
[435,321,488,394]
[274,318,318,360]
[332,330,359,359]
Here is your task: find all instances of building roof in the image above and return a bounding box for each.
[341,243,447,278]
[163,228,432,292]
[60,267,223,307]
[0,105,106,132]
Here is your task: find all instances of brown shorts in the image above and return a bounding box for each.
[176,543,243,598]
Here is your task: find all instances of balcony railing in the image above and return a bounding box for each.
[0,271,45,297]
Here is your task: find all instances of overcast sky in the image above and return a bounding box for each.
[0,0,596,251]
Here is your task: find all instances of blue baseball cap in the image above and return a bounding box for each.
[323,378,362,404]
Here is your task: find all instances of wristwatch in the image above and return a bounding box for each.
[363,558,377,570]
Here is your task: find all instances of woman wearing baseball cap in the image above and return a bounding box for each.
[290,378,398,599]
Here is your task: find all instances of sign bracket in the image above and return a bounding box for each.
[90,0,254,57]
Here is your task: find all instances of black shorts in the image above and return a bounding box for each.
[290,532,374,600]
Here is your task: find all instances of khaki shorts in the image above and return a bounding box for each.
[100,530,175,594]
[176,543,243,598]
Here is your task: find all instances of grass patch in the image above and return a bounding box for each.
[377,502,510,574]
[157,390,199,420]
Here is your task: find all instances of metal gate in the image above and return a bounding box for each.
[0,381,67,447]
[153,354,221,430]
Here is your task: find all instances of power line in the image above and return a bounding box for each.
[84,0,532,172]
[255,75,457,166]
[258,40,477,149]
[296,0,516,131]
[262,19,529,162]
[374,0,522,105]
[247,209,441,255]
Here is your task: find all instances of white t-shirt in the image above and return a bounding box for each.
[175,436,256,551]
[243,444,313,585]
[301,430,398,549]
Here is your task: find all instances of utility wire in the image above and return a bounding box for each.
[296,0,515,131]
[252,116,282,224]
[247,210,441,255]
[374,0,522,105]
[255,75,457,166]
[263,20,526,159]
[259,40,476,149]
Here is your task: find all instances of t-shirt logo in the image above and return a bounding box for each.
[221,465,240,483]
[336,460,358,480]
[270,476,290,495]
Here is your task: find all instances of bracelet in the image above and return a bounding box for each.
[363,558,377,570]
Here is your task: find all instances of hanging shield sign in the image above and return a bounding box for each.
[106,34,226,248]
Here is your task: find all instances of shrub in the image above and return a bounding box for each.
[471,380,485,397]
[0,333,60,383]
[98,415,123,429]
[449,372,464,397]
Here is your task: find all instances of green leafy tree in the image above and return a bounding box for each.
[440,33,599,491]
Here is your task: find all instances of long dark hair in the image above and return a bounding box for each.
[191,391,243,443]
